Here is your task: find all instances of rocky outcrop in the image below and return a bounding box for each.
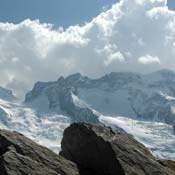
[0,129,79,175]
[60,123,175,175]
[0,123,175,175]
[58,87,98,123]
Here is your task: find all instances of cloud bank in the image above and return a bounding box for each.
[0,0,174,97]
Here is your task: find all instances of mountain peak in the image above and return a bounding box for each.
[65,73,87,83]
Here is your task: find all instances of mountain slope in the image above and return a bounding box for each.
[0,128,79,175]
[1,70,175,159]
[26,70,175,125]
[0,88,70,153]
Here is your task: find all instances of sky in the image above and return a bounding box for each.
[0,0,118,28]
[168,0,175,10]
[0,0,175,97]
[0,0,173,28]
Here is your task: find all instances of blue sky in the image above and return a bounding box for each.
[0,0,117,28]
[168,0,175,10]
[0,0,174,28]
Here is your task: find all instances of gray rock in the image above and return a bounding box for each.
[0,129,79,175]
[158,160,175,172]
[60,123,175,175]
[58,87,98,123]
[25,74,99,123]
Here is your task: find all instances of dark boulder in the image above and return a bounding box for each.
[60,123,175,175]
[0,129,79,175]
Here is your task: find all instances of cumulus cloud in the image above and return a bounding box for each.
[138,55,160,64]
[0,0,174,97]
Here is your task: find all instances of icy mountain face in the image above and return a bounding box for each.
[0,97,71,153]
[26,70,175,126]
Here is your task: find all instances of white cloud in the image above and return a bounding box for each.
[105,52,125,66]
[0,0,174,97]
[138,55,160,64]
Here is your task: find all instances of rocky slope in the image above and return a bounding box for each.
[1,123,175,175]
[0,129,79,175]
[60,123,175,175]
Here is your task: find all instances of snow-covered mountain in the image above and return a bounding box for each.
[0,87,70,152]
[26,69,175,125]
[1,69,175,159]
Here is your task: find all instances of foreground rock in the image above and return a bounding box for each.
[0,129,79,175]
[60,123,175,175]
[1,123,175,175]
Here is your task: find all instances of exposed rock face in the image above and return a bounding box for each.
[0,129,79,175]
[58,86,98,123]
[25,74,99,123]
[60,123,175,175]
[159,160,175,172]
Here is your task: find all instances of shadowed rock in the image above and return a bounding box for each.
[60,123,175,175]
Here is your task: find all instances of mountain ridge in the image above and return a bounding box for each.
[25,69,175,125]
